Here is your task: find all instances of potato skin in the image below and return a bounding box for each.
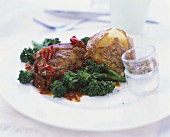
[86,28,134,76]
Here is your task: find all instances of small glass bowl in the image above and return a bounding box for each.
[122,45,160,95]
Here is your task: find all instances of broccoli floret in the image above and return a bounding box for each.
[77,70,92,85]
[50,80,67,98]
[62,72,78,90]
[81,37,90,46]
[80,79,116,96]
[62,71,91,90]
[50,70,118,97]
[18,70,34,84]
[32,38,61,50]
[42,38,61,47]
[83,59,123,78]
[20,47,39,65]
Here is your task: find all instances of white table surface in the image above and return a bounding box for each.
[0,0,170,137]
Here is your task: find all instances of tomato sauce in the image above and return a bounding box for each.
[116,82,121,88]
[64,91,84,102]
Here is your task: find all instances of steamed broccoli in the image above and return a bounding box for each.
[62,72,79,90]
[50,80,67,98]
[62,70,125,91]
[51,69,125,97]
[20,47,39,65]
[80,79,116,96]
[81,37,90,46]
[51,70,117,97]
[18,70,34,84]
[62,70,118,96]
[62,70,125,90]
[62,71,91,90]
[50,59,126,98]
[83,59,122,78]
[32,38,61,50]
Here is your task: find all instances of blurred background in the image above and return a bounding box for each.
[0,0,170,23]
[0,0,170,45]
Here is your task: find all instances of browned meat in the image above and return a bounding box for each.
[33,39,87,91]
[33,73,46,89]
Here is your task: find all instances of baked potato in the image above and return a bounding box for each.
[86,28,134,76]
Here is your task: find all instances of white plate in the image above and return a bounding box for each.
[0,8,170,132]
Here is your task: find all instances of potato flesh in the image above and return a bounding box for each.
[96,33,114,48]
[108,28,129,50]
[95,32,114,62]
[94,28,129,62]
[96,28,128,49]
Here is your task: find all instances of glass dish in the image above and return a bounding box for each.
[122,45,160,95]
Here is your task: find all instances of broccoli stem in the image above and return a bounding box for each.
[31,40,43,50]
[32,38,61,51]
[104,69,121,78]
[92,73,126,82]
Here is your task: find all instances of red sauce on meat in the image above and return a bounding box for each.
[25,62,32,70]
[39,89,83,102]
[39,89,51,95]
[116,82,121,88]
[64,91,84,102]
[70,36,86,49]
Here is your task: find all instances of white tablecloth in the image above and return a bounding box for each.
[0,0,170,136]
